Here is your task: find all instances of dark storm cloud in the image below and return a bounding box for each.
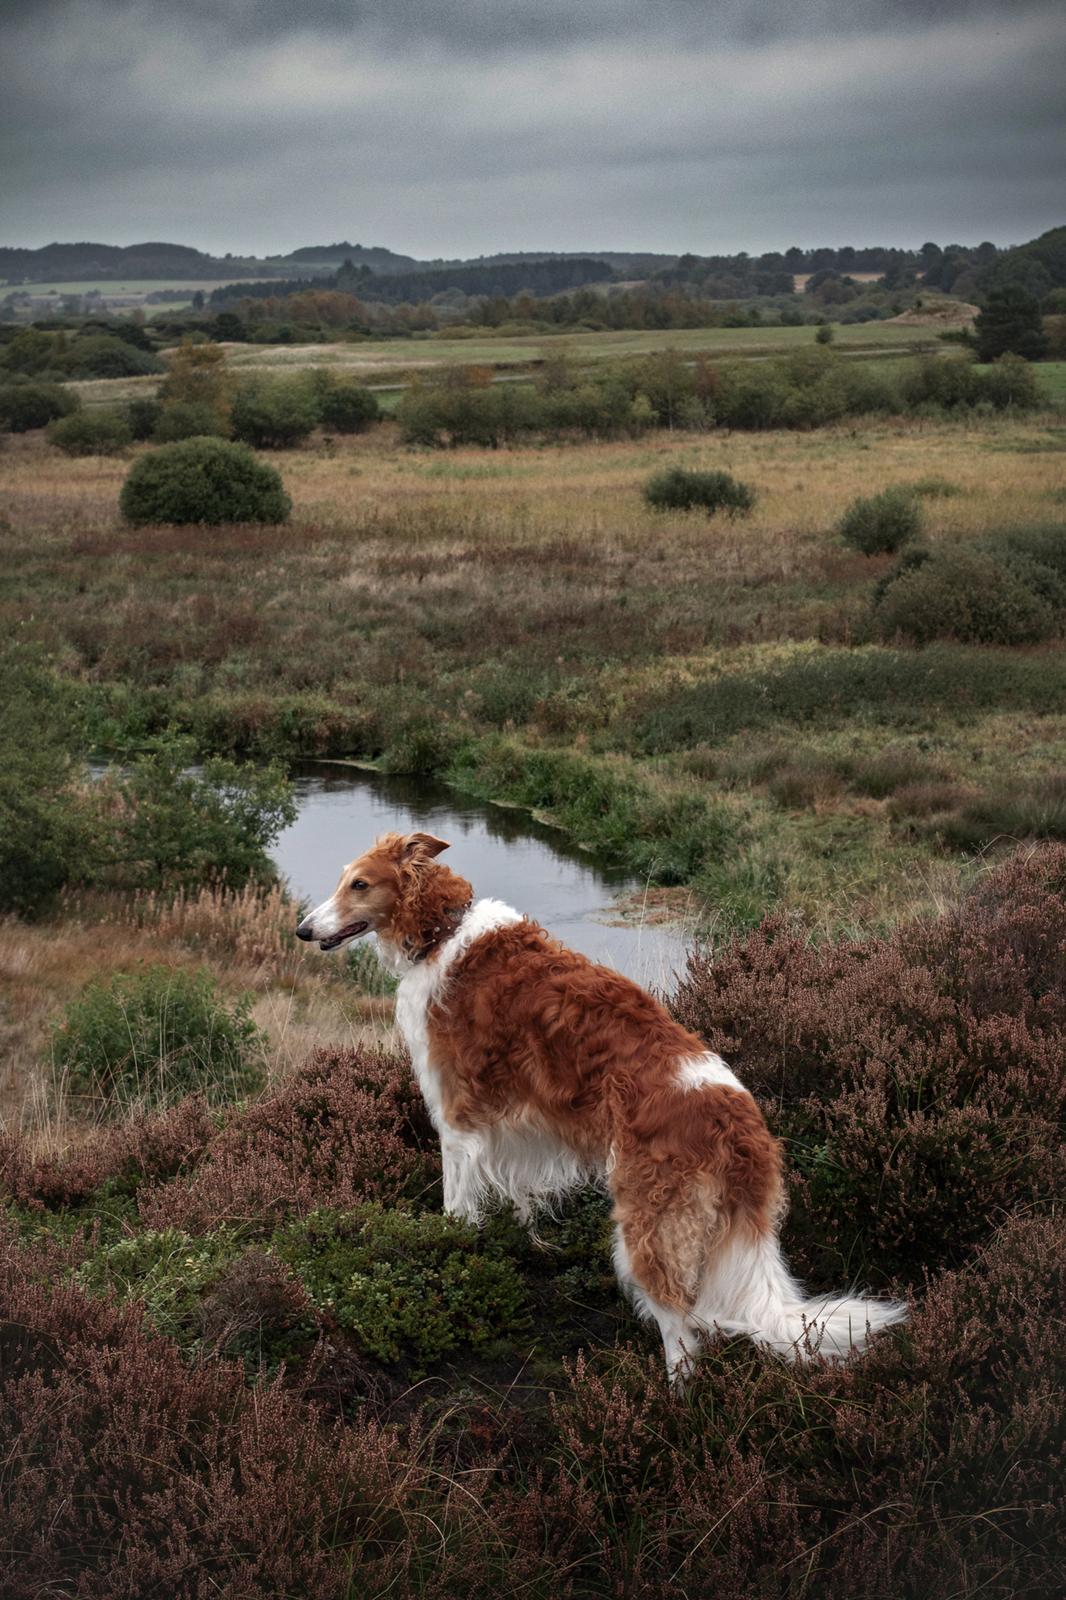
[1,0,1063,256]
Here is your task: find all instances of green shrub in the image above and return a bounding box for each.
[0,645,88,916]
[231,379,318,448]
[60,336,165,380]
[932,774,1066,850]
[75,1228,317,1365]
[152,401,229,442]
[275,1205,528,1373]
[901,357,983,412]
[977,352,1041,410]
[93,734,297,892]
[317,381,380,433]
[634,643,1066,753]
[643,466,756,516]
[119,437,291,525]
[838,487,924,555]
[53,966,266,1117]
[47,407,132,455]
[75,1228,243,1344]
[873,546,1058,645]
[126,397,163,441]
[397,381,545,447]
[0,381,79,432]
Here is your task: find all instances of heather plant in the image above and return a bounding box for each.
[137,1045,436,1230]
[671,846,1066,1284]
[642,465,756,516]
[119,437,291,525]
[52,965,265,1117]
[47,406,133,455]
[838,486,923,555]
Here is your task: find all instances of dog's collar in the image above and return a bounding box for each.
[406,899,472,964]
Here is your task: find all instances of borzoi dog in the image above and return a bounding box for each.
[296,830,905,1381]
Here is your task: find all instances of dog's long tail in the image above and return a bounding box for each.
[697,1227,907,1361]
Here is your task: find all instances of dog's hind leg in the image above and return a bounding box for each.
[611,1174,722,1385]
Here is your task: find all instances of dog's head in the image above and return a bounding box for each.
[295,831,452,952]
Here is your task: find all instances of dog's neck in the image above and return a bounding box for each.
[382,864,473,966]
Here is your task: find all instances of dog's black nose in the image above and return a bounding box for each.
[295,921,315,942]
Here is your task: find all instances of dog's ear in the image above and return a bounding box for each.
[400,832,450,861]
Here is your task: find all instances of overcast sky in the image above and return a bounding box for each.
[2,0,1064,259]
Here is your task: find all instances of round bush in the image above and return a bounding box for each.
[47,407,133,456]
[643,466,756,516]
[61,336,165,379]
[318,382,380,433]
[0,381,79,433]
[231,380,318,448]
[126,397,163,441]
[52,965,265,1117]
[873,546,1058,646]
[152,401,228,442]
[839,487,923,555]
[119,436,291,525]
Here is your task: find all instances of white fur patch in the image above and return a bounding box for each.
[389,897,596,1223]
[305,894,342,936]
[390,898,523,1132]
[676,1051,745,1095]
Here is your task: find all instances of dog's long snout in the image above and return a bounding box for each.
[295,917,315,942]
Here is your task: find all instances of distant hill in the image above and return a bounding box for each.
[274,242,421,273]
[0,240,267,284]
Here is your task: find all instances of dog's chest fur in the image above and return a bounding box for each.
[386,898,523,1131]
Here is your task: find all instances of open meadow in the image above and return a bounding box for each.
[2,360,1065,1596]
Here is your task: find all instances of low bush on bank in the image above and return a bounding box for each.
[0,651,297,916]
[643,465,756,516]
[2,846,1063,1597]
[53,965,265,1117]
[119,437,291,525]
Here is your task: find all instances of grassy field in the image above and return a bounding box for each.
[2,277,252,297]
[4,409,1065,946]
[2,381,1064,1595]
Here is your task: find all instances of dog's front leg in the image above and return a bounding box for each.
[440,1128,487,1225]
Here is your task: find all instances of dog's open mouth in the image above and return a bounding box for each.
[319,921,369,952]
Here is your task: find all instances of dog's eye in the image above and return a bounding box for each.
[350,879,368,891]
